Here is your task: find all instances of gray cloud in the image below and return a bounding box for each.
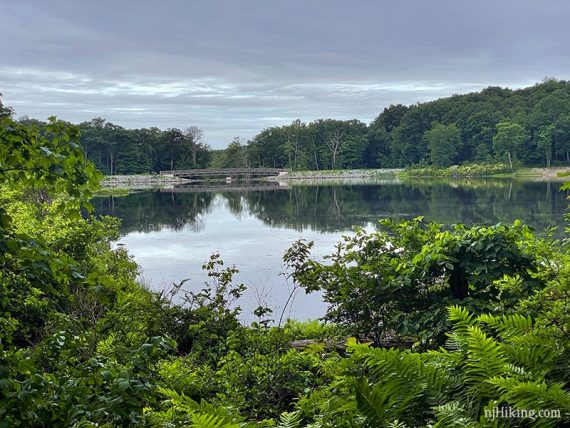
[1,0,569,147]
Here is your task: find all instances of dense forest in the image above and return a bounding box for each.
[1,96,570,426]
[238,79,570,170]
[6,79,570,175]
[15,115,212,175]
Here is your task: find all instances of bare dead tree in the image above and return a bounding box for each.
[326,129,344,169]
[184,126,204,167]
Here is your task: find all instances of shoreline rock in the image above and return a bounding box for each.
[101,175,190,187]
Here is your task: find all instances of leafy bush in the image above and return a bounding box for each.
[288,217,542,348]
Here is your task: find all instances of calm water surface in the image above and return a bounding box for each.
[93,178,568,322]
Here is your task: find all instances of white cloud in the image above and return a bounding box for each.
[1,0,569,147]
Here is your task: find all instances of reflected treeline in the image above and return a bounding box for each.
[93,179,569,235]
[92,191,215,233]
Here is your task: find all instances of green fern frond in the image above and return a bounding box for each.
[355,377,394,425]
[489,377,570,414]
[502,335,562,375]
[277,411,304,428]
[354,368,433,425]
[432,401,478,428]
[190,412,240,428]
[387,419,408,428]
[464,326,508,398]
[505,363,528,378]
[155,387,243,427]
[477,313,533,338]
[157,386,197,407]
[448,305,476,329]
[447,306,477,352]
[361,348,422,384]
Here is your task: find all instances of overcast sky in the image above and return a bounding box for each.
[2,0,569,148]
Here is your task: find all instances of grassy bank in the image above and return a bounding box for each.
[400,163,570,180]
[93,187,134,197]
[280,168,402,180]
[399,163,512,178]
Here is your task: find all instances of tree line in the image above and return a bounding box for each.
[223,78,570,170]
[13,115,212,175]
[5,78,570,175]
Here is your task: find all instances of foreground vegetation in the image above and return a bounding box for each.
[1,106,570,426]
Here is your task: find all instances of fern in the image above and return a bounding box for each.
[432,401,479,428]
[489,377,570,413]
[319,308,569,427]
[386,420,408,428]
[355,377,400,426]
[278,411,304,428]
[501,334,561,376]
[421,352,462,405]
[448,305,476,330]
[150,387,245,427]
[446,305,477,352]
[465,327,506,378]
[190,413,240,428]
[477,313,533,339]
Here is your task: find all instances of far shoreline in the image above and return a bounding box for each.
[99,166,570,190]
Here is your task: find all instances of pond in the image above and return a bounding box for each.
[93,178,568,322]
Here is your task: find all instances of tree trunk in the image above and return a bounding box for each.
[449,267,468,299]
[109,151,114,176]
[326,130,344,171]
[314,151,319,171]
[507,151,512,170]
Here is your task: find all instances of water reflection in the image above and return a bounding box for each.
[92,178,568,321]
[94,179,568,235]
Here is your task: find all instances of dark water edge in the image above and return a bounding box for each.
[94,178,568,235]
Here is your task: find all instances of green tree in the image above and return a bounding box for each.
[161,128,185,171]
[424,122,461,167]
[555,114,570,165]
[217,138,249,168]
[537,124,555,167]
[282,119,305,170]
[390,106,432,167]
[0,93,14,118]
[493,120,527,169]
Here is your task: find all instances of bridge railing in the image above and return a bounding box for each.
[159,183,288,193]
[160,168,287,176]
